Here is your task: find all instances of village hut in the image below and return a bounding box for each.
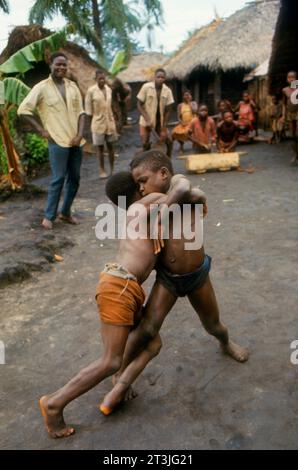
[268,0,298,96]
[0,25,106,94]
[117,52,167,108]
[165,0,280,114]
[244,59,271,129]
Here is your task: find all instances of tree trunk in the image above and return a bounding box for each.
[91,0,103,55]
[0,109,25,189]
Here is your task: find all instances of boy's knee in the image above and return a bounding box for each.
[103,356,122,375]
[147,336,162,358]
[140,322,160,343]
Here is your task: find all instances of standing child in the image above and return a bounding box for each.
[235,91,256,143]
[172,90,198,155]
[269,96,284,144]
[189,105,216,153]
[282,71,298,162]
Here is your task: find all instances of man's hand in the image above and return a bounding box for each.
[40,129,51,140]
[69,135,83,147]
[160,127,168,141]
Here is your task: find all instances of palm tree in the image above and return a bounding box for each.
[29,0,163,62]
[0,0,10,13]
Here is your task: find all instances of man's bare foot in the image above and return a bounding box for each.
[58,214,79,225]
[39,396,75,439]
[42,218,53,230]
[99,171,108,179]
[221,341,249,363]
[291,156,298,164]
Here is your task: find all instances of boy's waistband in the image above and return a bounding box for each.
[103,263,137,282]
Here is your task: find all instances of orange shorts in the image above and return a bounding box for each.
[139,125,169,141]
[96,272,145,326]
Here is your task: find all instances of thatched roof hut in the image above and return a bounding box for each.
[166,1,280,80]
[117,52,167,84]
[0,25,106,94]
[269,0,298,95]
[165,18,222,80]
[117,52,167,108]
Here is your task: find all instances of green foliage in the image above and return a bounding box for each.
[0,28,69,75]
[24,133,48,165]
[29,1,164,62]
[0,0,9,14]
[3,78,30,106]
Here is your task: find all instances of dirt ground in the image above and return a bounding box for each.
[0,125,297,450]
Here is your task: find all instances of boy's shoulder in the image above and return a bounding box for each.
[168,174,190,193]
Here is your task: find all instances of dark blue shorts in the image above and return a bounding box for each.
[156,255,212,298]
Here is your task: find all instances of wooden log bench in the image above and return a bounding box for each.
[183,152,244,174]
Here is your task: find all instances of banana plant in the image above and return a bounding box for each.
[0,28,69,189]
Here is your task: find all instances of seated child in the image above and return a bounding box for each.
[189,105,217,153]
[217,111,239,153]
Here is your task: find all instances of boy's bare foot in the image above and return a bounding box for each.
[221,341,249,363]
[99,384,138,416]
[39,396,75,439]
[58,214,79,225]
[42,218,53,230]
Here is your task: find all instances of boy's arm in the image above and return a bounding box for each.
[164,174,192,206]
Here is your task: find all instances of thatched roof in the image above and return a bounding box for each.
[244,58,270,82]
[0,25,106,94]
[165,0,280,80]
[165,18,222,79]
[269,0,298,94]
[117,52,167,83]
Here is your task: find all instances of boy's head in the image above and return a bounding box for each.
[242,91,250,102]
[223,111,234,124]
[198,104,208,119]
[130,150,173,196]
[218,100,227,113]
[183,90,192,102]
[96,70,106,88]
[287,71,297,85]
[154,68,167,88]
[105,172,140,209]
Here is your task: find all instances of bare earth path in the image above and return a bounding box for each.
[0,127,297,450]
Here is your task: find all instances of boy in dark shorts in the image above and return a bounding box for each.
[100,150,249,414]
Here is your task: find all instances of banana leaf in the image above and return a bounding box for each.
[0,28,69,75]
[3,78,31,106]
[109,50,127,76]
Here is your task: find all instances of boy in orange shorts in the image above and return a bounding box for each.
[38,165,202,438]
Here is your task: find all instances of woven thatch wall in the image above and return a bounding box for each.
[166,0,280,80]
[269,0,298,95]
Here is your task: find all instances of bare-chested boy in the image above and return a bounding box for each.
[100,150,249,415]
[282,71,298,162]
[38,168,202,438]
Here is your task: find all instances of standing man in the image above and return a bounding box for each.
[85,71,118,179]
[137,68,174,158]
[18,52,85,230]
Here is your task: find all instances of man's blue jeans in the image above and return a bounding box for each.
[45,144,82,222]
